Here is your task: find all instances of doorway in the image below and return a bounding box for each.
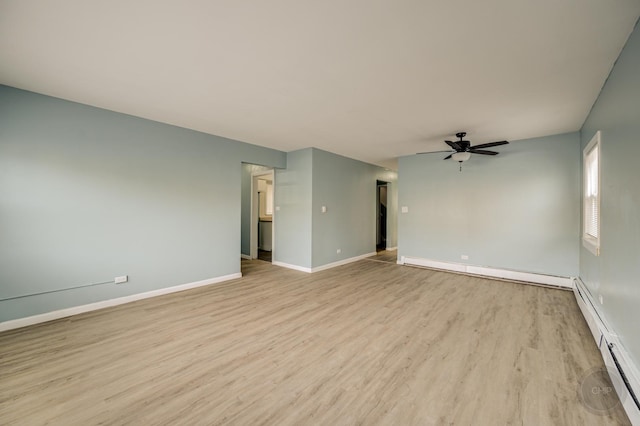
[251,170,274,262]
[376,180,388,252]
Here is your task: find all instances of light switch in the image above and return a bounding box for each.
[321,206,327,213]
[401,206,409,213]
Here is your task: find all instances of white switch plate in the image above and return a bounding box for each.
[321,206,327,213]
[115,275,128,284]
[337,249,341,254]
[275,206,280,211]
[461,255,469,260]
[599,294,604,305]
[401,206,409,213]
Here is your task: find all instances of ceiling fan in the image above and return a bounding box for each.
[418,132,509,170]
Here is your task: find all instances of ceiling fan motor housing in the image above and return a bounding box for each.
[454,132,470,151]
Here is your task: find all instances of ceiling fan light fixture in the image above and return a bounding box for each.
[451,152,471,162]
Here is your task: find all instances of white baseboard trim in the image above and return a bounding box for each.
[311,252,377,273]
[0,273,242,333]
[273,252,377,274]
[386,246,398,251]
[272,261,312,273]
[240,254,252,260]
[401,256,573,288]
[574,278,640,424]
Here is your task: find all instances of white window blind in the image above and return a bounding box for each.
[584,145,598,237]
[583,131,600,255]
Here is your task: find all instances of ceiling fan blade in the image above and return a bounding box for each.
[469,149,499,155]
[443,153,453,160]
[470,140,509,149]
[416,150,454,154]
[444,140,462,151]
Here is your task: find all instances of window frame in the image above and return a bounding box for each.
[583,131,601,256]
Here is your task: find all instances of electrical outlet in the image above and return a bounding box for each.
[401,206,409,213]
[115,275,128,284]
[461,255,469,260]
[337,248,341,254]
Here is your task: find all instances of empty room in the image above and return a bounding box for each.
[1,1,640,425]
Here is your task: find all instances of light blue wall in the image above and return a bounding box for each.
[312,149,379,267]
[398,132,580,277]
[274,149,313,268]
[579,20,640,369]
[0,85,286,322]
[274,148,398,270]
[241,163,271,257]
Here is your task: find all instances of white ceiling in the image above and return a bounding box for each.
[1,1,639,169]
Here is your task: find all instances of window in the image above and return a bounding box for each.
[583,131,601,256]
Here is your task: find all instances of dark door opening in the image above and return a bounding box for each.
[376,181,387,252]
[255,174,274,263]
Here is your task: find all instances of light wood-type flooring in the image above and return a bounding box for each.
[0,260,630,425]
[367,250,398,264]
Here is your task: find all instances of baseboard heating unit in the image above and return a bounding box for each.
[400,256,573,288]
[574,278,640,424]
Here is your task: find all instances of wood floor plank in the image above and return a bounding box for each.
[0,260,630,425]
